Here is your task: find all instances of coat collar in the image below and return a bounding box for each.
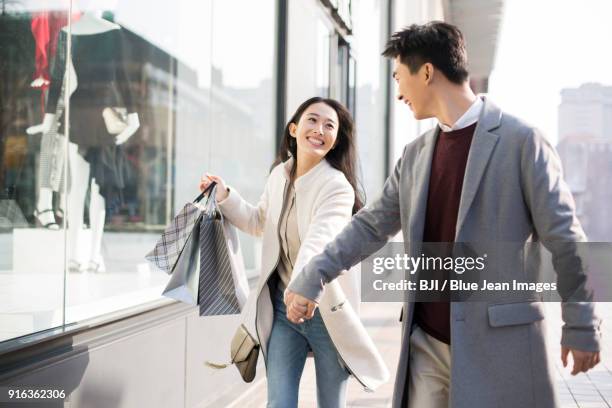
[281,156,333,192]
[455,95,502,237]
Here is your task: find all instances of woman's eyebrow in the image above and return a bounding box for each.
[306,112,337,124]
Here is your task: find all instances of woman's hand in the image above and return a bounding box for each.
[199,173,229,202]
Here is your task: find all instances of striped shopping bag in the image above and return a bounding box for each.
[197,186,249,316]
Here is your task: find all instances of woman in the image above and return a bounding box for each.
[199,97,388,407]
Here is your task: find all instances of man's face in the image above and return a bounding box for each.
[393,57,432,120]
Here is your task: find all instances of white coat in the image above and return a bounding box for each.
[218,157,389,391]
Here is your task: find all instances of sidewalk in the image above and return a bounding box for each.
[228,302,612,408]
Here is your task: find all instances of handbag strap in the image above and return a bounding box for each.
[194,181,217,203]
[194,181,221,217]
[203,323,258,369]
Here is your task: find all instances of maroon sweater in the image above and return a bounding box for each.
[414,122,477,345]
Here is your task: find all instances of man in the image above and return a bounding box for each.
[285,21,601,408]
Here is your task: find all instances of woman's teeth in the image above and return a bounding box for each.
[307,137,324,146]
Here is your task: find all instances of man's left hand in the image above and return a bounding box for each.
[284,290,317,324]
[561,346,600,375]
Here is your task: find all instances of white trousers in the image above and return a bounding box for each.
[407,326,452,408]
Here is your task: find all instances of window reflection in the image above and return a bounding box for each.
[208,0,276,273]
[0,0,276,341]
[287,0,332,115]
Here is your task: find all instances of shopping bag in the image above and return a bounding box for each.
[161,217,201,304]
[222,213,249,308]
[145,184,214,274]
[198,185,249,316]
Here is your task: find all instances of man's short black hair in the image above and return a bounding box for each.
[382,21,469,84]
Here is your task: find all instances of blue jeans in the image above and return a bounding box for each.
[265,277,349,408]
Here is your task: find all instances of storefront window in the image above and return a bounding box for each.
[0,0,276,344]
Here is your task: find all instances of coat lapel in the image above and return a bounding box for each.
[455,97,502,238]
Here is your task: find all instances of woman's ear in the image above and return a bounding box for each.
[289,123,297,138]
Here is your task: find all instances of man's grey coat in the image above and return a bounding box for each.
[289,96,602,408]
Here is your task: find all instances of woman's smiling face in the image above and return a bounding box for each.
[289,102,339,161]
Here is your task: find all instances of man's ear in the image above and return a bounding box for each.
[423,63,434,84]
[289,123,297,138]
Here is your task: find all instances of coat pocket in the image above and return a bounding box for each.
[487,301,545,327]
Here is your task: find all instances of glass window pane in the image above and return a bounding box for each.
[60,1,215,324]
[0,0,280,345]
[0,1,71,342]
[286,0,333,116]
[208,0,276,275]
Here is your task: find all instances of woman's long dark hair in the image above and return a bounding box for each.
[271,97,364,214]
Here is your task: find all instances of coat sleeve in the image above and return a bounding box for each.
[520,129,601,352]
[288,148,406,303]
[217,178,270,238]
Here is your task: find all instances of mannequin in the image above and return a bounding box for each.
[27,12,140,272]
[27,11,72,229]
[27,10,82,230]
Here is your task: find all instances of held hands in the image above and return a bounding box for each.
[284,289,318,324]
[561,346,600,375]
[199,173,229,202]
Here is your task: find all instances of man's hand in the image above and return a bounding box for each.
[284,290,317,324]
[561,346,600,375]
